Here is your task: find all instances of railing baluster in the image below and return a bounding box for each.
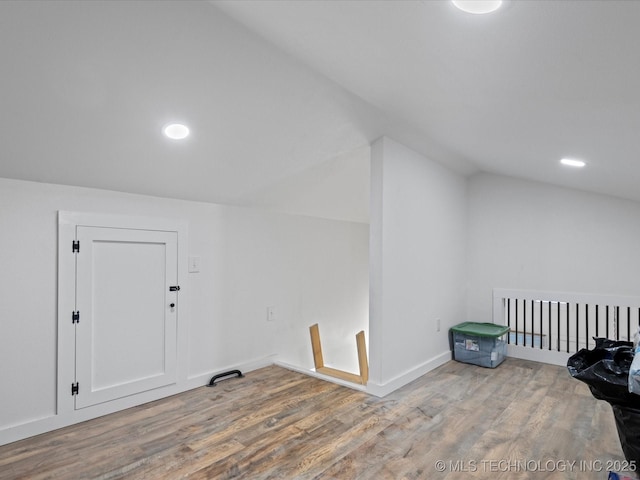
[628,306,631,341]
[507,298,511,344]
[540,300,543,349]
[607,305,610,338]
[616,306,620,340]
[515,299,519,346]
[540,300,551,350]
[596,304,599,338]
[548,301,552,351]
[585,304,589,350]
[566,303,570,353]
[523,300,527,347]
[557,302,561,352]
[531,299,535,348]
[532,299,535,348]
[576,303,579,352]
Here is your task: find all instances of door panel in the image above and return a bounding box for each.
[75,226,178,409]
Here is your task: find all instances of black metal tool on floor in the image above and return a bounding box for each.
[207,369,244,387]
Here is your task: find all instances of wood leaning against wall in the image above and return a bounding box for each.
[309,323,368,385]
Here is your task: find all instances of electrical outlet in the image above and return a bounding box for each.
[436,318,441,332]
[267,306,276,322]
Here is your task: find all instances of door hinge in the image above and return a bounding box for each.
[72,311,80,324]
[71,382,79,396]
[72,240,80,253]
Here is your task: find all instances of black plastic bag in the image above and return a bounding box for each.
[568,338,640,467]
[567,338,638,407]
[611,404,640,471]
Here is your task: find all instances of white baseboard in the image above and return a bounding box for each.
[366,350,453,397]
[187,354,278,384]
[507,345,572,367]
[273,360,367,392]
[278,352,453,398]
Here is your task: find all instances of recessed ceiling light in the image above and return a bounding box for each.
[452,0,502,14]
[560,158,586,168]
[163,123,190,140]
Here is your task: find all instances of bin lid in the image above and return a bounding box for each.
[450,322,510,337]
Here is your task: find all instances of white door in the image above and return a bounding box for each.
[74,226,178,409]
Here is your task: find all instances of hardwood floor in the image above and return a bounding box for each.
[0,359,629,479]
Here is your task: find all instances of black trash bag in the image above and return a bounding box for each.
[567,338,637,407]
[568,338,640,468]
[611,404,640,471]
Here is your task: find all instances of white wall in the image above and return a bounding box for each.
[369,137,467,395]
[212,207,369,375]
[0,177,368,444]
[240,145,371,224]
[467,173,640,321]
[15,145,640,441]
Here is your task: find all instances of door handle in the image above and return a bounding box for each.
[169,286,180,292]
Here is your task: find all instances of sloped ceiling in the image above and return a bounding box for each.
[0,0,399,222]
[1,1,639,224]
[216,0,640,203]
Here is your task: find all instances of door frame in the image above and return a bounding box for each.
[57,211,188,419]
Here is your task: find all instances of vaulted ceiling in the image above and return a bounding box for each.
[1,1,639,223]
[216,0,640,202]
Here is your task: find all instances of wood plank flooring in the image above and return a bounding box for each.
[0,359,630,479]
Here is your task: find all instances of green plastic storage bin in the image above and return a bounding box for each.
[450,322,509,368]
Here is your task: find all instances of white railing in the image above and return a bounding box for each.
[493,288,640,366]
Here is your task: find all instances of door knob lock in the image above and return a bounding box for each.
[170,303,175,308]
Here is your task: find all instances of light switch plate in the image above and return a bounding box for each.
[188,256,201,273]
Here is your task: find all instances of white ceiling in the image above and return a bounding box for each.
[216,0,640,202]
[1,1,639,223]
